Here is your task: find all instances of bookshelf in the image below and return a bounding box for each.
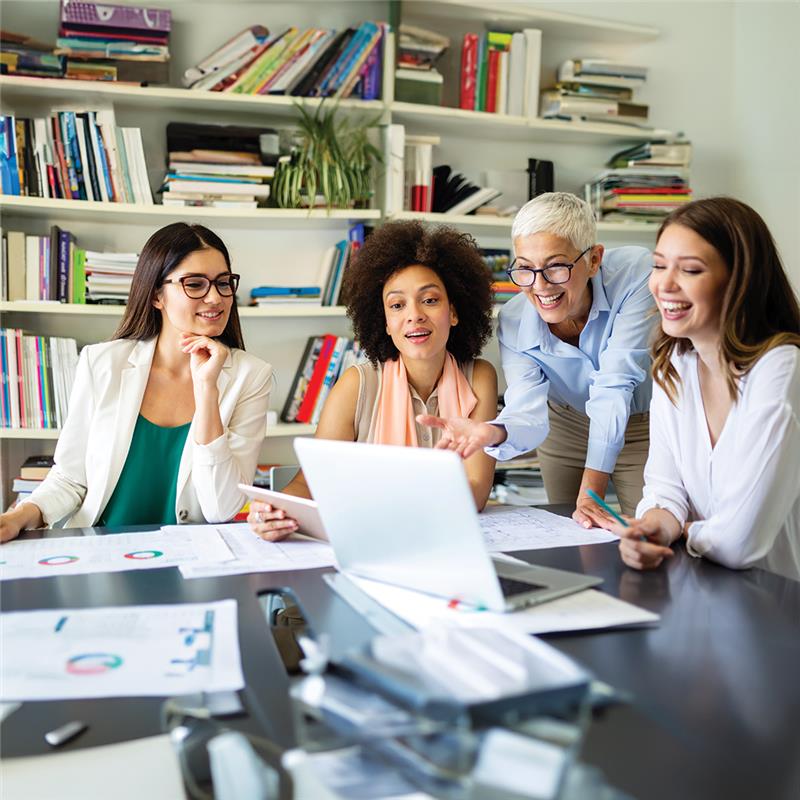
[0,0,672,506]
[0,423,316,441]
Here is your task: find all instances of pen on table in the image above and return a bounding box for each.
[45,720,88,747]
[585,489,647,542]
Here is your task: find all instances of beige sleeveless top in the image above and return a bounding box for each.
[353,360,475,447]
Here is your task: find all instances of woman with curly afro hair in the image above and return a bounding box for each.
[248,220,498,541]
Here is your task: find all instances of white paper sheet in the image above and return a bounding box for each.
[176,523,336,579]
[479,506,619,552]
[349,577,658,636]
[0,600,244,700]
[0,528,234,581]
[1,735,185,800]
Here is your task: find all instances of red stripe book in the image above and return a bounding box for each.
[485,49,500,113]
[295,334,337,423]
[459,33,478,110]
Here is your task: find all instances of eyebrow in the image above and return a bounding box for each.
[515,254,570,264]
[384,283,441,298]
[172,271,231,279]
[652,252,708,265]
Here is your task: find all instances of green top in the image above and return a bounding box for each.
[100,414,191,526]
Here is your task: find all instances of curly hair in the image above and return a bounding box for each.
[343,220,494,364]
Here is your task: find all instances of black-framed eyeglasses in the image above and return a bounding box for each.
[506,246,593,287]
[161,273,240,299]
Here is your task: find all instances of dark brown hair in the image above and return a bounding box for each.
[113,222,244,349]
[652,197,800,402]
[343,220,494,364]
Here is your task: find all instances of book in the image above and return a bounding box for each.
[19,454,54,480]
[444,186,502,216]
[281,336,323,423]
[459,33,479,111]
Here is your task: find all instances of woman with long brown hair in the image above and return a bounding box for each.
[605,197,800,579]
[0,222,272,541]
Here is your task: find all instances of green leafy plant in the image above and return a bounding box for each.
[271,102,382,210]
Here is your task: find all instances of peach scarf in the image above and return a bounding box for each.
[373,354,477,446]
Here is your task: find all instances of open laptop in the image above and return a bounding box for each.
[294,438,601,613]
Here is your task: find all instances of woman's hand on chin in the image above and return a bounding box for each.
[181,333,228,387]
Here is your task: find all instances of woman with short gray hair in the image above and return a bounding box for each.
[419,192,655,527]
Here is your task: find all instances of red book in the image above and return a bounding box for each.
[459,33,478,110]
[50,117,72,199]
[485,49,500,113]
[295,334,337,423]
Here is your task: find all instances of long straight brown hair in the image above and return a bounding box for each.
[652,197,800,403]
[113,222,245,349]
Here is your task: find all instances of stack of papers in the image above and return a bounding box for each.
[175,523,336,579]
[0,528,234,581]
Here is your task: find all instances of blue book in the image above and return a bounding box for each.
[64,112,87,200]
[57,230,74,302]
[3,116,21,196]
[251,286,320,297]
[89,112,114,201]
[0,118,13,196]
[319,22,375,96]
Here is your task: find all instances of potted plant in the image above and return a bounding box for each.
[271,102,382,210]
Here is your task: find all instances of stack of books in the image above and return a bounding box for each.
[0,31,65,78]
[0,110,152,203]
[0,227,140,305]
[458,29,541,116]
[1,226,87,304]
[183,22,386,100]
[84,251,138,304]
[584,141,692,223]
[0,328,79,430]
[281,336,365,425]
[161,122,276,208]
[541,60,649,127]
[10,455,54,508]
[395,25,448,106]
[54,1,171,85]
[481,248,518,304]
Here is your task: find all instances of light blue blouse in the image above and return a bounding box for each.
[486,245,656,472]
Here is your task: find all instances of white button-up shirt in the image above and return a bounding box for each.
[487,246,655,471]
[637,346,800,581]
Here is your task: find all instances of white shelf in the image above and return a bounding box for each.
[392,211,659,236]
[403,1,659,42]
[0,76,386,122]
[0,423,316,440]
[0,196,381,227]
[392,102,673,143]
[0,302,348,319]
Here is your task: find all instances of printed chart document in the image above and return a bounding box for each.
[348,577,658,637]
[479,506,619,552]
[176,523,335,579]
[0,600,244,701]
[0,528,234,581]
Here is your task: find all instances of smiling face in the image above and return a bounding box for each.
[153,247,233,338]
[650,224,730,347]
[513,232,601,325]
[382,264,457,364]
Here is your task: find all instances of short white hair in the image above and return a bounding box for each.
[511,192,596,253]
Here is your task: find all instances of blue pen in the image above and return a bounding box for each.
[585,489,647,542]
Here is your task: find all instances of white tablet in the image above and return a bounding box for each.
[237,483,328,541]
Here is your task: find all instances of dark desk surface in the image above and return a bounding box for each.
[2,511,800,800]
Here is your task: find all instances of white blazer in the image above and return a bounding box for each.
[26,337,273,528]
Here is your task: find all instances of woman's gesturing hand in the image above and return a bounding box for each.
[416,414,504,459]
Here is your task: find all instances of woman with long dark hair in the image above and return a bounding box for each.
[603,197,800,579]
[0,222,272,540]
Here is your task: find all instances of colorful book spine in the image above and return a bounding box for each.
[295,334,337,423]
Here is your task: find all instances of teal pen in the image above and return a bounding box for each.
[585,489,647,542]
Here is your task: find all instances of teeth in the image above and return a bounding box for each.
[538,293,564,306]
[662,302,691,311]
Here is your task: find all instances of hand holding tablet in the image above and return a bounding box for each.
[238,484,328,542]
